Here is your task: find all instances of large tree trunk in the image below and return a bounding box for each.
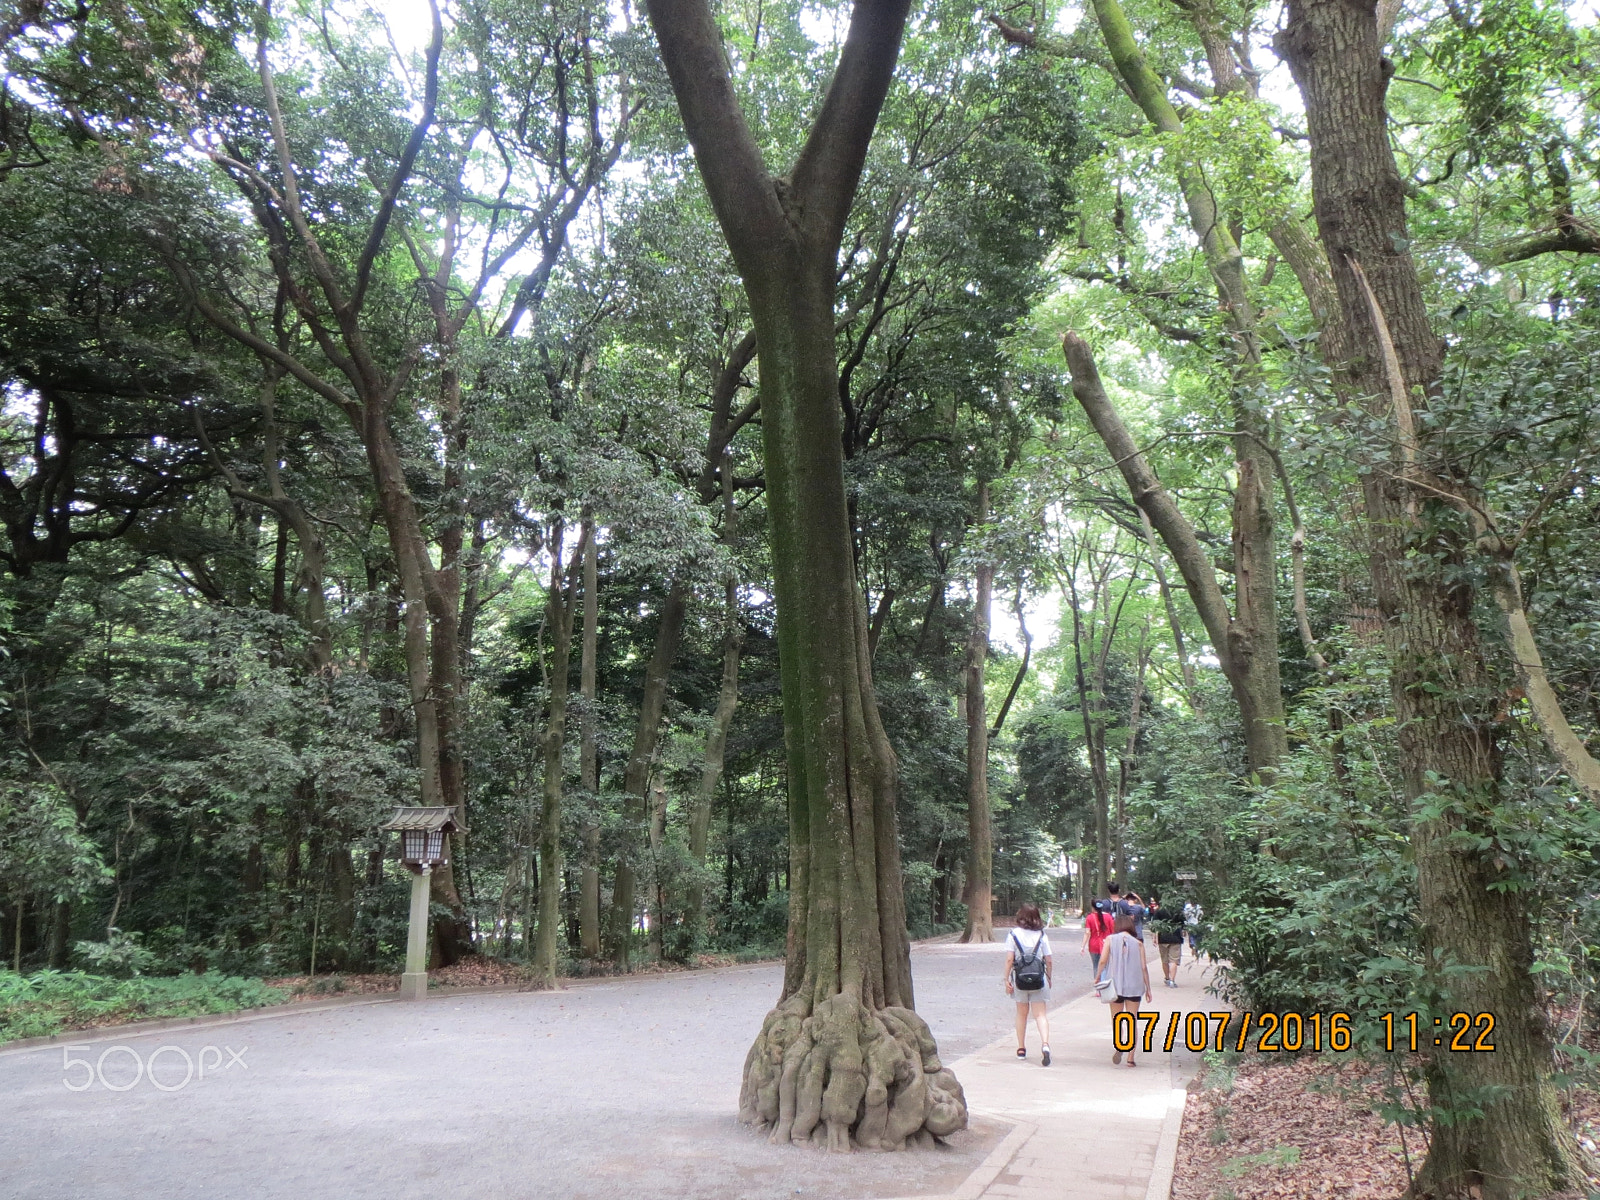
[1277,3,1580,1194]
[959,483,994,945]
[610,579,688,967]
[648,0,966,1150]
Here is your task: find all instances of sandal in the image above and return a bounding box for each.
[1016,1047,1027,1059]
[1041,1046,1051,1067]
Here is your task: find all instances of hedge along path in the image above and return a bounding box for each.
[643,0,968,1151]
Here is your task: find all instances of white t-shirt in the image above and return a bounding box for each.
[1009,928,1051,960]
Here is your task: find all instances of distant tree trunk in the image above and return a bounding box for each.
[1065,565,1112,892]
[535,520,586,983]
[1138,506,1200,712]
[611,579,688,967]
[577,527,603,960]
[649,0,967,1149]
[647,779,669,962]
[47,900,69,970]
[960,482,994,945]
[688,473,745,941]
[1114,624,1151,882]
[1277,2,1581,1193]
[327,846,356,970]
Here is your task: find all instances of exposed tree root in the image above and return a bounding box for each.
[739,994,968,1151]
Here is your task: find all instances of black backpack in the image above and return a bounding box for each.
[1011,931,1047,991]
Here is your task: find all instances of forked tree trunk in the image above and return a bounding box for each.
[959,482,994,945]
[1277,3,1581,1193]
[648,0,966,1150]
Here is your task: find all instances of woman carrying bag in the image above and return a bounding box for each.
[1003,903,1053,1066]
[1096,913,1152,1067]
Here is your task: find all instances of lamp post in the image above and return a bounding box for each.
[380,808,464,1001]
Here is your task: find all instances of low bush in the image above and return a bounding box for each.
[0,970,287,1043]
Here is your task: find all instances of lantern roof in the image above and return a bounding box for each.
[380,806,466,834]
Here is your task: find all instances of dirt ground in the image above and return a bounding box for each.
[1172,1051,1600,1200]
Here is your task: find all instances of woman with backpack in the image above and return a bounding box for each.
[1003,902,1053,1066]
[1082,898,1116,985]
[1097,912,1152,1067]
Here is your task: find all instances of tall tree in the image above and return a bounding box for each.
[959,482,994,944]
[645,0,967,1150]
[1277,0,1582,1192]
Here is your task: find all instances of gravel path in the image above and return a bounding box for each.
[2,932,1073,1200]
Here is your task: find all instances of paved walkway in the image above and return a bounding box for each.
[1,926,1217,1200]
[897,944,1216,1200]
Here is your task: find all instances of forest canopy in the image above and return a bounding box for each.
[1,0,1598,1187]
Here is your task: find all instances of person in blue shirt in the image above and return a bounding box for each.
[1106,881,1149,941]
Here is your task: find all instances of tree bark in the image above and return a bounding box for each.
[688,471,745,941]
[1087,0,1286,779]
[960,483,994,945]
[1064,554,1112,899]
[577,523,603,959]
[535,520,587,982]
[610,579,688,967]
[648,0,966,1149]
[1277,1,1581,1192]
[1063,333,1285,775]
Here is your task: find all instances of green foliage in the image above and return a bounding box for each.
[0,969,285,1043]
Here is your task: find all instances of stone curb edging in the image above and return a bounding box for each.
[870,1119,1039,1200]
[1142,1066,1190,1200]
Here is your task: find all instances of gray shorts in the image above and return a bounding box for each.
[1012,982,1051,1005]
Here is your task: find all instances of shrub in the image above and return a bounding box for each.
[0,969,287,1043]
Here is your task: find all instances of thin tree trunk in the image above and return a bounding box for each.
[688,471,745,940]
[960,482,994,945]
[578,522,603,959]
[1062,335,1284,775]
[646,779,668,962]
[610,579,688,967]
[1114,623,1151,882]
[1138,505,1200,711]
[535,521,587,982]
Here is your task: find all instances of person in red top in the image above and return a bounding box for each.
[1081,899,1116,985]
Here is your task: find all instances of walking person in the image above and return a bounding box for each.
[1098,913,1152,1067]
[1082,898,1115,985]
[1004,903,1053,1066]
[1148,892,1183,988]
[1107,880,1148,940]
[1183,898,1204,956]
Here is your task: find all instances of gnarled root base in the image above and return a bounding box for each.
[739,994,967,1151]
